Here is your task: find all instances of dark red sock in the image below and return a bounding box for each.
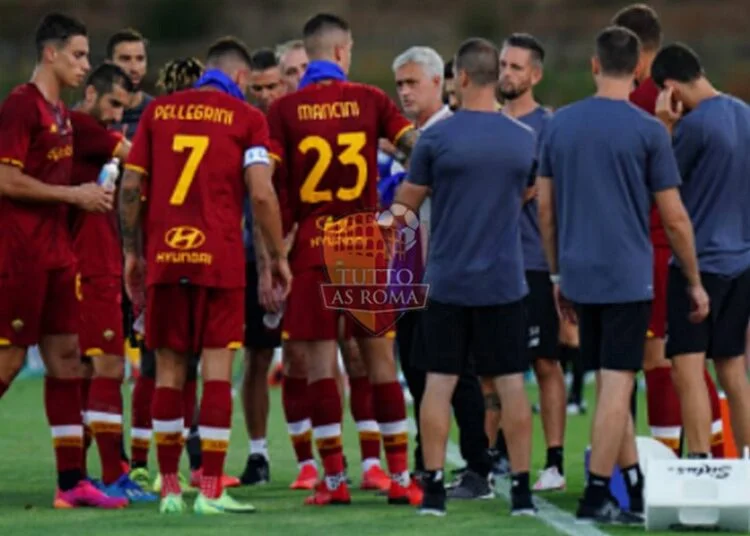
[80,377,92,477]
[199,381,232,499]
[309,378,344,476]
[88,377,124,485]
[45,377,84,489]
[705,369,725,457]
[372,381,408,476]
[151,386,183,496]
[182,379,198,430]
[644,367,682,456]
[282,376,314,464]
[349,376,381,464]
[131,376,155,467]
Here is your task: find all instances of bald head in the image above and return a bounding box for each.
[303,13,351,61]
[455,38,500,87]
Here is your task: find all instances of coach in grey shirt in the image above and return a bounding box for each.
[394,38,535,518]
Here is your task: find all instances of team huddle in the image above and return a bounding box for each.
[1,3,750,526]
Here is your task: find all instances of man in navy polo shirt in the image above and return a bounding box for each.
[652,43,750,459]
[537,27,707,524]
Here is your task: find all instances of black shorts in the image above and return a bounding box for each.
[244,261,281,350]
[413,299,527,377]
[577,301,651,372]
[666,266,750,359]
[525,271,559,360]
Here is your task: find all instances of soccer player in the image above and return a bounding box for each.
[276,39,309,93]
[267,13,421,506]
[442,59,458,111]
[70,62,156,502]
[499,33,567,492]
[652,43,750,458]
[121,36,290,514]
[613,2,724,457]
[0,12,126,509]
[248,48,286,113]
[397,38,535,517]
[537,26,707,524]
[108,28,152,138]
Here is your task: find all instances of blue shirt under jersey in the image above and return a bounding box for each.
[672,94,750,277]
[538,97,681,304]
[407,109,535,306]
[517,106,552,271]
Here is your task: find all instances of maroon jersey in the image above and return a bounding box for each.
[267,80,412,272]
[0,83,75,271]
[126,89,270,288]
[69,111,124,277]
[630,77,668,247]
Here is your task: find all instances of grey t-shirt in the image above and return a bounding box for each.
[407,109,535,306]
[673,94,750,277]
[538,97,681,304]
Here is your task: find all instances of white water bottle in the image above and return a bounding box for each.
[262,285,286,329]
[97,157,120,191]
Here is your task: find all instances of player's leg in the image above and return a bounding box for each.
[80,357,94,480]
[615,413,644,515]
[340,333,389,491]
[130,346,156,488]
[395,310,425,474]
[39,266,127,509]
[559,320,585,414]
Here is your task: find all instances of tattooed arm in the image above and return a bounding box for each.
[119,169,143,256]
[394,128,419,159]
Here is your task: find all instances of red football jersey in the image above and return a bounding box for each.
[69,111,124,277]
[267,80,412,271]
[630,77,668,247]
[126,88,270,288]
[0,83,75,271]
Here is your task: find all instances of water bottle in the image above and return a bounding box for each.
[263,306,284,330]
[97,157,120,191]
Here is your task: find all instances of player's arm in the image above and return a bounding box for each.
[244,150,285,260]
[252,219,271,273]
[119,167,144,256]
[378,88,419,160]
[394,131,432,211]
[0,163,107,208]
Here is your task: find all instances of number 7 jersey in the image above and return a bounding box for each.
[125,88,271,288]
[267,80,412,272]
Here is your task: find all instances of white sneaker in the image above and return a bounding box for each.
[533,466,566,492]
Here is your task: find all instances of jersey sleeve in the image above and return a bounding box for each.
[124,102,154,176]
[73,113,124,162]
[375,88,413,145]
[243,107,272,168]
[0,92,37,169]
[406,133,433,188]
[647,122,683,193]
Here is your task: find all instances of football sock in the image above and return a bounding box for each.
[560,345,584,404]
[644,367,682,455]
[511,472,531,495]
[348,375,381,471]
[495,429,508,458]
[705,369,725,458]
[88,377,124,485]
[152,387,183,496]
[545,446,564,475]
[131,375,155,469]
[372,381,409,484]
[199,381,232,499]
[583,472,610,508]
[250,438,269,461]
[622,463,644,512]
[282,376,314,466]
[310,378,345,483]
[45,377,84,491]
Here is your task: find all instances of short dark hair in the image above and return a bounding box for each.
[444,59,454,80]
[651,43,704,88]
[303,13,350,39]
[106,28,147,59]
[455,38,500,86]
[503,33,545,64]
[250,48,279,71]
[612,4,662,52]
[207,36,253,68]
[35,13,87,60]
[86,63,135,95]
[595,26,640,77]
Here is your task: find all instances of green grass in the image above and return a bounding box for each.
[0,376,726,535]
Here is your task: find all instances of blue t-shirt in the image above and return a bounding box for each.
[673,94,750,277]
[538,97,681,304]
[517,106,552,271]
[407,110,535,306]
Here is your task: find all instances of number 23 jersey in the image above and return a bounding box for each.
[267,80,412,272]
[126,89,270,288]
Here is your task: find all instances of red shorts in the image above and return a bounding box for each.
[78,275,124,357]
[145,284,244,354]
[0,265,79,347]
[281,269,396,341]
[648,245,671,339]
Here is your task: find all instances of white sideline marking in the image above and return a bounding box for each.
[406,418,609,536]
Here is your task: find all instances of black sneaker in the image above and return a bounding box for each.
[576,497,643,525]
[487,449,510,479]
[239,454,270,485]
[510,491,537,517]
[446,470,494,500]
[418,481,446,517]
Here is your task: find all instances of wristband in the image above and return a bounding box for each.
[549,273,561,285]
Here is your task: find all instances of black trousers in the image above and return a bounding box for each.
[396,310,490,476]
